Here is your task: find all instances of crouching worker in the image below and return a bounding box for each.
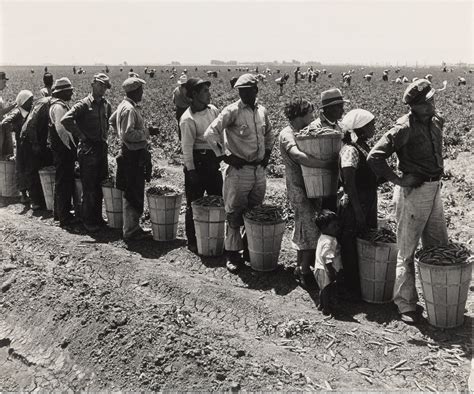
[180,78,223,252]
[111,77,156,241]
[313,210,343,316]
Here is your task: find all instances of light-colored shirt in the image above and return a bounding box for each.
[40,87,52,97]
[180,104,219,170]
[172,86,191,109]
[109,97,149,151]
[204,99,274,162]
[315,234,343,271]
[49,99,75,149]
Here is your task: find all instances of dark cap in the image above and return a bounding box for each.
[92,73,111,88]
[403,79,435,105]
[0,71,9,81]
[185,78,211,97]
[234,73,258,89]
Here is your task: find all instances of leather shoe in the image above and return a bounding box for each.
[399,311,420,325]
[226,252,243,273]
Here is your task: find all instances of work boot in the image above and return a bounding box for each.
[226,251,243,274]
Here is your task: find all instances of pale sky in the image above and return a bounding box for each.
[1,0,472,65]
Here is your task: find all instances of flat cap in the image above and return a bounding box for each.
[234,73,258,89]
[122,77,146,93]
[403,78,435,105]
[93,73,111,88]
[185,78,211,97]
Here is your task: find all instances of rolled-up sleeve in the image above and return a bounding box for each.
[204,106,235,157]
[367,125,408,178]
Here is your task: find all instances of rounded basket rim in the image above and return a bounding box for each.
[243,215,287,225]
[146,190,183,197]
[294,133,342,140]
[356,237,397,247]
[416,258,472,269]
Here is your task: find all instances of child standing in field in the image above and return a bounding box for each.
[314,210,343,315]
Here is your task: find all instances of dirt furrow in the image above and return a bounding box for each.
[0,206,472,391]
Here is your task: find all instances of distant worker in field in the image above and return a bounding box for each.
[172,74,192,142]
[457,77,466,86]
[0,72,16,159]
[0,90,34,203]
[180,78,223,253]
[61,73,112,233]
[40,72,54,97]
[73,66,76,75]
[275,73,290,95]
[204,74,274,273]
[382,70,389,81]
[367,79,448,325]
[48,77,80,225]
[294,66,300,85]
[111,77,156,241]
[343,73,352,86]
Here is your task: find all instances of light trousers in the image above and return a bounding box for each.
[223,165,266,251]
[393,182,448,313]
[123,197,141,238]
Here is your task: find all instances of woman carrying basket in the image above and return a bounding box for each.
[279,98,336,289]
[338,109,380,298]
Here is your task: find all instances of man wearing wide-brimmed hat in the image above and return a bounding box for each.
[111,77,156,241]
[172,74,192,143]
[180,77,223,252]
[367,79,448,325]
[48,77,81,226]
[61,73,112,233]
[306,88,349,134]
[204,73,274,273]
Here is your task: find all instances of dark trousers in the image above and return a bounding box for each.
[184,150,223,244]
[117,146,150,214]
[78,141,108,225]
[52,143,77,222]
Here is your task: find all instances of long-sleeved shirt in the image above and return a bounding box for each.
[180,104,219,170]
[367,112,444,180]
[49,99,75,149]
[109,97,149,151]
[61,93,111,144]
[204,99,274,163]
[172,86,191,110]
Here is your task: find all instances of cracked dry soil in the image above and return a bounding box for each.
[0,160,472,391]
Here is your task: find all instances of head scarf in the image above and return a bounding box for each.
[340,109,374,142]
[15,90,33,108]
